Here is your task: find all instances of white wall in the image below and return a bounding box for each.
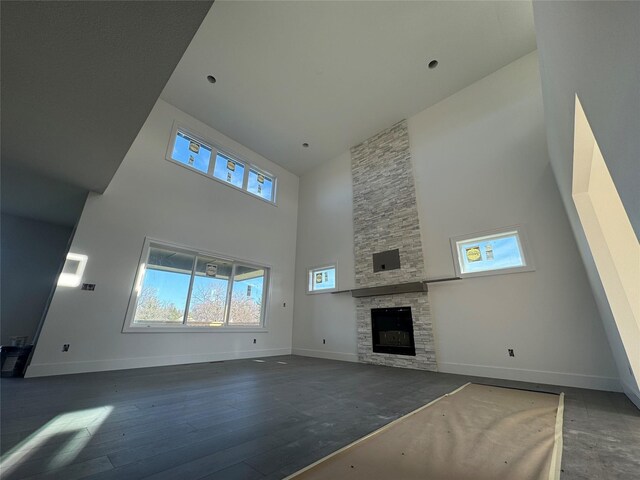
[533,1,640,405]
[27,99,299,377]
[292,152,358,362]
[409,52,617,390]
[292,52,620,391]
[1,214,73,345]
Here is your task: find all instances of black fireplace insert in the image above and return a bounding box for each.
[371,307,416,356]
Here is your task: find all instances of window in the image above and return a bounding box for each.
[229,265,266,325]
[170,130,213,174]
[166,123,277,203]
[213,153,245,188]
[247,169,274,201]
[187,256,233,326]
[58,253,88,287]
[134,247,193,324]
[450,226,534,277]
[124,239,269,331]
[307,264,337,293]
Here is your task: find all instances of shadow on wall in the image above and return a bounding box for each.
[0,214,74,345]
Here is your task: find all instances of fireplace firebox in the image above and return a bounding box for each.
[371,307,416,356]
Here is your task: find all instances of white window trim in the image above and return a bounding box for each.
[165,121,278,206]
[246,165,277,203]
[123,237,271,333]
[450,225,535,278]
[306,262,338,294]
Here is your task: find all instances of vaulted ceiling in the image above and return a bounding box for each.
[161,1,537,175]
[2,1,538,223]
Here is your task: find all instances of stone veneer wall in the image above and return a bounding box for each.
[351,120,437,371]
[357,293,436,370]
[351,121,426,287]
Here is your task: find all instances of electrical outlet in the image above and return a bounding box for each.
[253,339,257,344]
[508,348,515,357]
[62,344,70,352]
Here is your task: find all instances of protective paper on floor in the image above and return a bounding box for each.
[286,383,564,480]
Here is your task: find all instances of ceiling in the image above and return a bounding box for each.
[161,1,537,175]
[1,0,213,204]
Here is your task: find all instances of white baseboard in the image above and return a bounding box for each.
[438,361,621,392]
[292,347,358,363]
[621,379,640,410]
[25,348,292,378]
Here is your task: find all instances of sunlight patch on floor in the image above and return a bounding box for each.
[0,406,113,476]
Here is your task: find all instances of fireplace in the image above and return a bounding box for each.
[371,307,416,356]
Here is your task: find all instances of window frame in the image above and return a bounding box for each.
[246,166,276,202]
[212,152,246,190]
[165,122,277,205]
[450,225,535,278]
[123,237,270,333]
[306,263,338,294]
[169,128,216,175]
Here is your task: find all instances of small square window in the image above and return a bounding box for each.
[247,169,275,202]
[451,227,534,278]
[307,264,337,293]
[170,131,213,174]
[213,153,245,188]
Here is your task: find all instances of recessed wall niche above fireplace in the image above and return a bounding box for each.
[372,249,401,273]
[371,307,416,356]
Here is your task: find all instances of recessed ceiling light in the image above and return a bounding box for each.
[207,75,217,84]
[428,60,439,69]
[302,142,309,148]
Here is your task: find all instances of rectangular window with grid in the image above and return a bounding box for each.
[124,239,269,332]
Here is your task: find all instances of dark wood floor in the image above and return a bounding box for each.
[1,355,639,479]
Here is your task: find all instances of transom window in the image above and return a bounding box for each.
[167,123,277,203]
[171,130,213,174]
[124,239,269,332]
[307,264,337,293]
[247,168,274,201]
[450,226,535,278]
[213,153,245,188]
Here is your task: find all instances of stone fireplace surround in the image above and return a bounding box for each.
[351,120,437,371]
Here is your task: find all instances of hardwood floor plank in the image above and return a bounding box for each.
[18,456,114,480]
[107,412,308,468]
[2,423,197,479]
[198,461,265,480]
[1,355,637,480]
